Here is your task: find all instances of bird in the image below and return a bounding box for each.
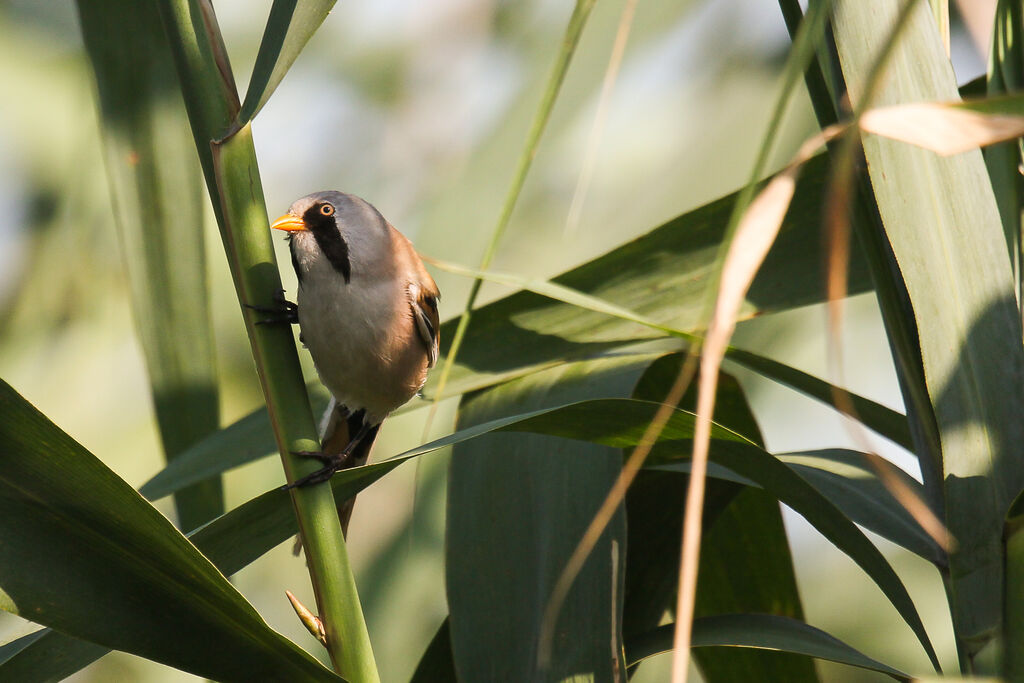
[262,191,440,531]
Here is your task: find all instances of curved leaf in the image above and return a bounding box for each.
[779,450,939,561]
[626,615,908,680]
[0,379,338,682]
[6,392,936,679]
[237,0,337,124]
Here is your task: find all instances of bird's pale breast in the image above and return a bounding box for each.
[297,262,428,424]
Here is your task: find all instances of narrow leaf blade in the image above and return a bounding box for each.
[237,0,337,124]
[626,615,908,680]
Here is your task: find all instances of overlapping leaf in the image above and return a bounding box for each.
[626,614,908,680]
[237,0,337,124]
[0,380,338,682]
[1,382,936,679]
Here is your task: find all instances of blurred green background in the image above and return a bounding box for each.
[0,0,991,680]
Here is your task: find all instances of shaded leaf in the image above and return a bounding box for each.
[77,0,222,532]
[628,353,815,682]
[409,619,456,683]
[0,379,338,682]
[621,470,743,640]
[780,450,939,561]
[625,615,908,680]
[447,355,646,681]
[496,401,938,666]
[693,489,817,682]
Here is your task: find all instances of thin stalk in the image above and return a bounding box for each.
[564,0,639,237]
[156,1,377,679]
[424,0,597,435]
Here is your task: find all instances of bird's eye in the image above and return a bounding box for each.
[320,204,335,216]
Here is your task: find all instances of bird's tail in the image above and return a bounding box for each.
[319,399,380,537]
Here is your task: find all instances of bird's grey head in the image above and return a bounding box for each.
[271,190,388,284]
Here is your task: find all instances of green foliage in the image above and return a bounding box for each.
[4,1,1024,681]
[0,379,338,682]
[78,0,222,532]
[833,1,1024,670]
[627,614,910,680]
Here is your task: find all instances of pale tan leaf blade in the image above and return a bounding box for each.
[860,100,1024,155]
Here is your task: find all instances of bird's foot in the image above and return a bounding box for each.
[246,288,298,325]
[282,449,355,489]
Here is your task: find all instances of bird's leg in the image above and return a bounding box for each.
[283,421,376,489]
[246,288,298,325]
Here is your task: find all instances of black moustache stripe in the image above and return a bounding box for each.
[302,204,351,283]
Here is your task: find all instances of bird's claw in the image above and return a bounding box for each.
[281,449,355,490]
[246,288,298,325]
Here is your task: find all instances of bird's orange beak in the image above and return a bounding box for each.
[269,213,308,232]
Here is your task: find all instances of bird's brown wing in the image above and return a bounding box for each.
[387,222,441,367]
[409,256,440,368]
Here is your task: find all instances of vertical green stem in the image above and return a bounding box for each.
[211,131,377,680]
[156,1,378,679]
